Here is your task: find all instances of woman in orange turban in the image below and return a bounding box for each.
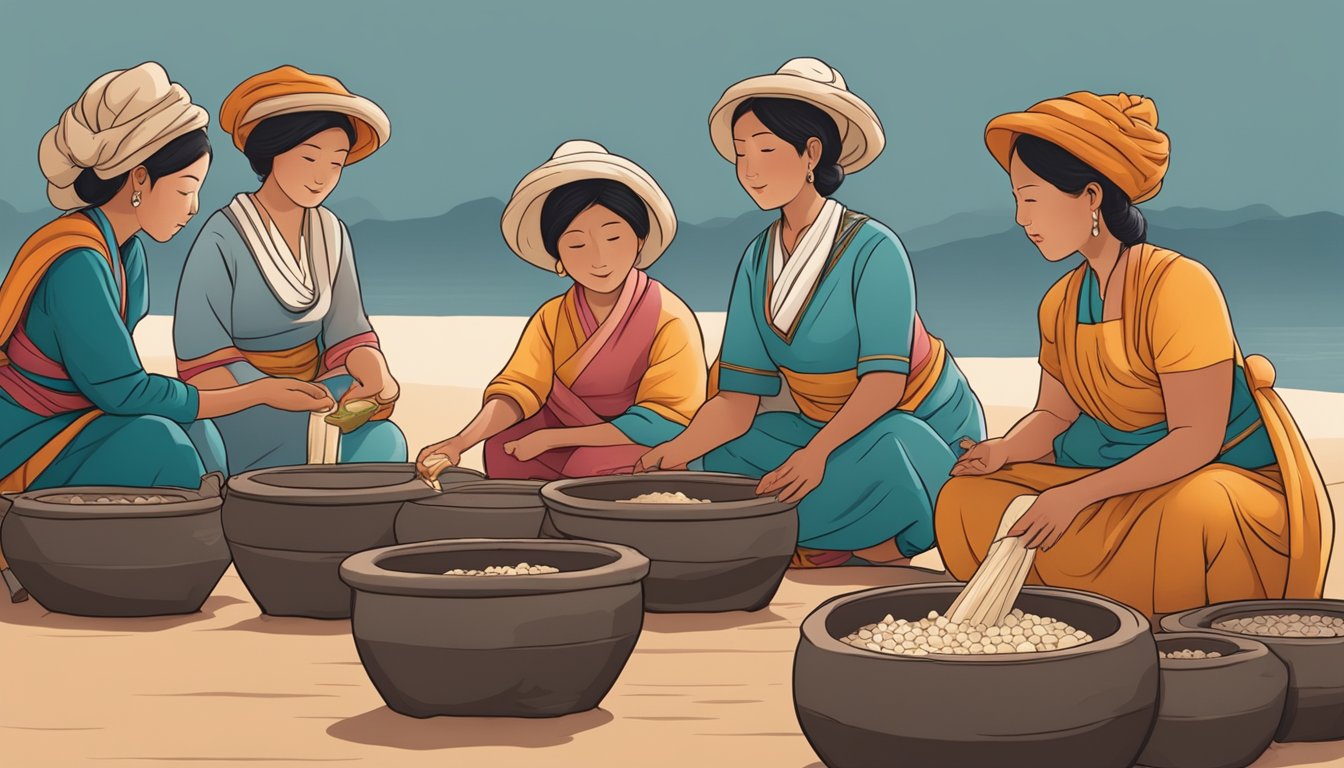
[935,92,1332,617]
[172,66,405,473]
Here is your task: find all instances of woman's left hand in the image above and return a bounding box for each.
[342,370,399,408]
[1006,486,1090,551]
[504,430,558,462]
[757,447,827,504]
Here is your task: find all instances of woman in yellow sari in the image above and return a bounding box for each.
[935,92,1332,617]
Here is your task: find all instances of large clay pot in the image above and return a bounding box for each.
[794,583,1157,768]
[340,538,648,718]
[395,480,547,542]
[1137,632,1287,768]
[1163,600,1344,742]
[540,471,797,613]
[223,464,463,618]
[0,474,231,617]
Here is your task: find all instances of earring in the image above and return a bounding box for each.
[806,168,815,184]
[554,260,566,277]
[1091,211,1099,237]
[131,190,142,208]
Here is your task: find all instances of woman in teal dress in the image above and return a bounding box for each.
[637,59,986,567]
[1,64,332,495]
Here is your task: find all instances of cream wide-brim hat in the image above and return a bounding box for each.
[500,140,677,271]
[708,57,885,173]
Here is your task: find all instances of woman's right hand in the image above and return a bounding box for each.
[950,437,1011,477]
[635,440,694,474]
[416,437,467,481]
[252,378,335,413]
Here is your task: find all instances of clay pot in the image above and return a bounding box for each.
[395,480,547,542]
[340,538,648,718]
[1137,632,1287,768]
[540,471,797,613]
[1163,600,1344,742]
[793,583,1158,768]
[223,463,464,618]
[0,474,231,617]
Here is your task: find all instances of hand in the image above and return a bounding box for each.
[635,441,694,473]
[503,430,557,462]
[416,437,467,481]
[950,437,1011,477]
[342,369,399,408]
[757,447,827,504]
[1006,486,1089,551]
[255,378,335,413]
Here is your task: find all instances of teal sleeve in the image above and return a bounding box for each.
[718,248,781,397]
[853,234,916,377]
[609,405,686,447]
[320,222,376,347]
[43,249,199,422]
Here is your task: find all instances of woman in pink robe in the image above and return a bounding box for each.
[416,141,707,483]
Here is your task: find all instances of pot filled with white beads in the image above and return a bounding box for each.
[1163,599,1344,742]
[793,582,1158,768]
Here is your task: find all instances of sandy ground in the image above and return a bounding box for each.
[1,315,1341,767]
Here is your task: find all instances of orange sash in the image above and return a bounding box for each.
[0,214,119,495]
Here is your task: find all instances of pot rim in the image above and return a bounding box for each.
[339,537,650,597]
[1152,630,1274,668]
[7,485,220,520]
[1161,599,1344,646]
[405,479,546,510]
[227,462,444,506]
[541,471,795,522]
[799,583,1151,663]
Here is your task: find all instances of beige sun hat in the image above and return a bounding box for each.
[500,140,678,271]
[708,57,885,173]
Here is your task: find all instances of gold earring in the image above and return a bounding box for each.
[1091,211,1100,237]
[806,168,815,184]
[554,260,566,277]
[131,190,142,208]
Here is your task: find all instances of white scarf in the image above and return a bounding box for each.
[768,198,845,334]
[228,194,342,314]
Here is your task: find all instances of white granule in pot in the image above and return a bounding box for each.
[442,562,560,576]
[623,491,711,504]
[1214,613,1344,638]
[840,608,1094,656]
[1161,649,1224,659]
[64,495,178,505]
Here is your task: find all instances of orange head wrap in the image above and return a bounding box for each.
[985,92,1170,203]
[219,65,390,165]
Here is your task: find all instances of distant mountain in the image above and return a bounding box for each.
[326,196,384,225]
[1144,204,1283,230]
[899,209,1011,252]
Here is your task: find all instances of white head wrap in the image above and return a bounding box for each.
[38,62,208,210]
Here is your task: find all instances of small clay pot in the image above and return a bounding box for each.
[1137,632,1287,768]
[340,538,649,718]
[794,583,1158,768]
[540,471,797,613]
[0,475,231,617]
[395,480,546,542]
[223,464,467,618]
[1163,600,1344,742]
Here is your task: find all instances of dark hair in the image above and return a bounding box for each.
[1013,134,1148,246]
[731,97,845,196]
[73,129,213,208]
[241,111,356,179]
[539,178,651,260]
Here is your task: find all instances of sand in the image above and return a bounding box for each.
[1,314,1340,766]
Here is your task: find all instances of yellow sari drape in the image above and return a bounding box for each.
[935,245,1331,616]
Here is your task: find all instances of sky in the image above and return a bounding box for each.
[2,0,1342,231]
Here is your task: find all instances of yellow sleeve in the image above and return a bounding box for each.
[1037,275,1070,382]
[634,301,708,425]
[482,301,559,418]
[1146,258,1236,374]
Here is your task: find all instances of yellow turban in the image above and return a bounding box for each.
[220,66,391,165]
[984,92,1170,203]
[37,62,208,211]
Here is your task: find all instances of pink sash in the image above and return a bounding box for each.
[485,271,662,480]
